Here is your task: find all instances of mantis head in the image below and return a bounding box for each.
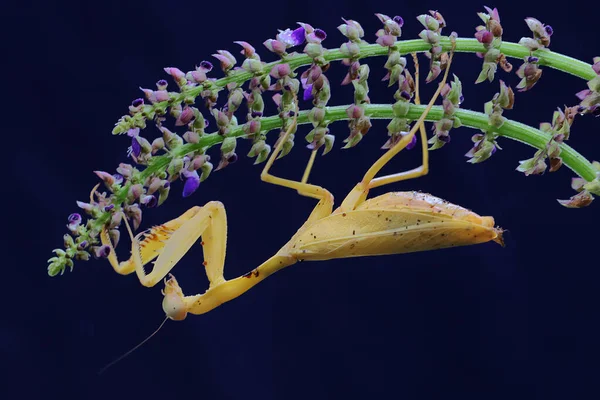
[161,274,188,321]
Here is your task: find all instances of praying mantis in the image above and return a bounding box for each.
[99,43,504,323]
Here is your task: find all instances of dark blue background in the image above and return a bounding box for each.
[6,0,600,399]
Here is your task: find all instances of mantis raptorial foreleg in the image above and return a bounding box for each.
[100,206,199,276]
[101,202,227,288]
[133,201,227,288]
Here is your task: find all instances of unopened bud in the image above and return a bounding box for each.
[151,138,165,154]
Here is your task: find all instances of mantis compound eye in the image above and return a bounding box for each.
[163,293,188,321]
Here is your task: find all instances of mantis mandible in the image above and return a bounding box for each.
[99,43,504,322]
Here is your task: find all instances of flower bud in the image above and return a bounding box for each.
[151,138,165,154]
[263,39,287,55]
[558,190,594,208]
[167,158,184,177]
[234,41,257,58]
[241,58,264,74]
[127,183,144,202]
[157,182,170,206]
[255,144,272,164]
[269,63,291,79]
[346,104,364,119]
[247,140,266,158]
[220,137,237,155]
[164,67,186,86]
[125,204,142,231]
[323,134,335,155]
[200,161,213,182]
[475,29,493,44]
[109,211,122,230]
[417,14,439,31]
[116,163,133,178]
[94,170,116,189]
[76,201,95,214]
[338,19,364,42]
[175,106,195,126]
[392,100,411,117]
[304,42,324,59]
[243,119,261,136]
[213,50,236,72]
[147,177,163,195]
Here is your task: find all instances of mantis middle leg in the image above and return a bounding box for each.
[260,105,334,225]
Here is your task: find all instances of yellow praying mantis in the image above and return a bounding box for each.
[99,43,503,325]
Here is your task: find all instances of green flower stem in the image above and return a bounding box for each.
[102,37,597,232]
[95,103,596,234]
[211,37,594,93]
[156,104,598,181]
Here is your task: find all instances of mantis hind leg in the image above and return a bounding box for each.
[339,43,456,211]
[367,53,430,190]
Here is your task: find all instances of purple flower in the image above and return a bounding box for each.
[156,79,168,90]
[299,76,314,101]
[127,127,140,137]
[140,194,158,208]
[113,174,123,185]
[277,26,305,47]
[227,153,238,164]
[67,213,82,232]
[307,28,327,43]
[303,83,313,101]
[438,134,451,144]
[407,134,417,150]
[131,136,142,157]
[200,60,213,71]
[401,132,417,150]
[314,29,326,40]
[182,170,200,198]
[94,245,111,259]
[68,213,81,223]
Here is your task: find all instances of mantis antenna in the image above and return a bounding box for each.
[98,316,169,375]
